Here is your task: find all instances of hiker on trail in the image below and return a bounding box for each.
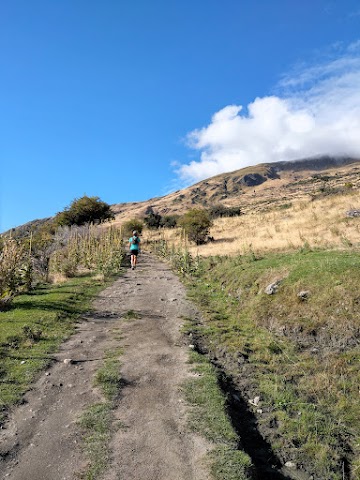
[129,230,140,270]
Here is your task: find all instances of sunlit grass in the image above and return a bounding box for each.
[143,190,360,257]
[0,276,108,419]
[184,250,360,479]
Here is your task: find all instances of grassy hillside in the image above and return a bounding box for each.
[166,249,359,480]
[144,184,360,257]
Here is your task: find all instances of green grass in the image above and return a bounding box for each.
[183,351,253,480]
[122,309,142,320]
[0,276,108,421]
[80,348,122,479]
[94,355,122,401]
[210,446,253,480]
[184,250,360,480]
[78,402,112,480]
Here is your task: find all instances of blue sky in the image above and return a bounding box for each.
[1,1,360,232]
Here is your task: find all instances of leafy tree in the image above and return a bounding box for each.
[144,206,179,229]
[122,219,144,237]
[179,209,212,245]
[208,205,242,219]
[55,196,114,227]
[160,215,179,228]
[144,211,162,229]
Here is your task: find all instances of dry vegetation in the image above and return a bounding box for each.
[106,158,360,258]
[141,189,360,256]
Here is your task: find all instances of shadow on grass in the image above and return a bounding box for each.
[217,370,293,480]
[193,340,293,480]
[12,300,86,316]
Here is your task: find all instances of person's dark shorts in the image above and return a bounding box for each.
[130,249,139,256]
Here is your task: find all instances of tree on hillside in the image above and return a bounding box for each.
[55,196,114,227]
[144,207,179,229]
[122,219,144,237]
[179,209,212,245]
[208,205,242,219]
[160,215,178,228]
[144,208,162,229]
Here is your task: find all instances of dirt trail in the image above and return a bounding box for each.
[0,254,210,480]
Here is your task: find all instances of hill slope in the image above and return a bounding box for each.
[4,155,360,237]
[111,156,360,224]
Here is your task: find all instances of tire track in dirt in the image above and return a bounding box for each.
[0,254,211,480]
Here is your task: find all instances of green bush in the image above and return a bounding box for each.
[122,219,144,237]
[54,196,114,227]
[209,205,242,219]
[144,207,179,229]
[179,209,213,245]
[160,215,179,228]
[144,211,162,229]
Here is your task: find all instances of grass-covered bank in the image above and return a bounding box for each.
[182,250,360,480]
[0,275,114,423]
[183,350,253,480]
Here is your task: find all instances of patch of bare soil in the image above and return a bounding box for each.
[0,254,211,480]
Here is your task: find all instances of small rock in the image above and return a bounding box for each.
[45,372,51,376]
[257,409,263,414]
[297,290,310,301]
[20,361,26,365]
[265,281,280,295]
[249,396,261,406]
[170,298,177,302]
[346,209,360,217]
[189,344,195,350]
[285,461,296,468]
[63,359,73,365]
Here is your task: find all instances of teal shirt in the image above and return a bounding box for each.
[129,236,140,251]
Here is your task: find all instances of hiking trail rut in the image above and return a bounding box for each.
[0,253,211,480]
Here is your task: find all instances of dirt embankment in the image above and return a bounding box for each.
[0,254,210,480]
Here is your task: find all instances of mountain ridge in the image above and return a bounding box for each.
[111,155,360,223]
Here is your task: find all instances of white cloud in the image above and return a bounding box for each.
[178,42,360,182]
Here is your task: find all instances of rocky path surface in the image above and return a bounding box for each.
[0,253,210,480]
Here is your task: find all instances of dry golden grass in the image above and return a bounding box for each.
[141,190,360,257]
[105,159,360,258]
[48,272,68,284]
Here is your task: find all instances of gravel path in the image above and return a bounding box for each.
[0,253,210,480]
